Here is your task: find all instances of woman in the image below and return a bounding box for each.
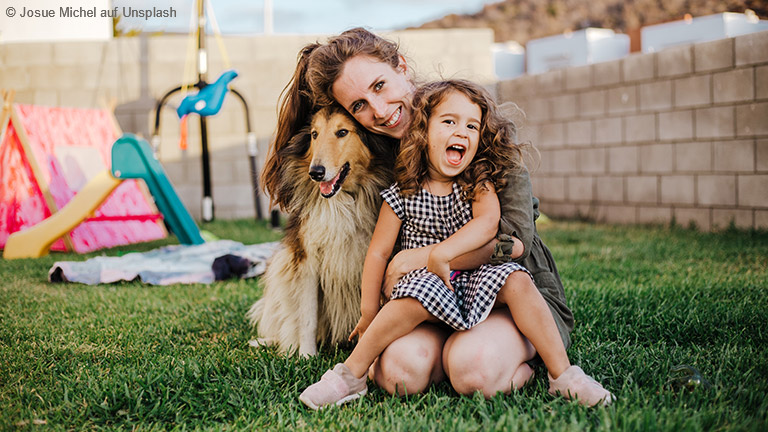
[262,28,577,399]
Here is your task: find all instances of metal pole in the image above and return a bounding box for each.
[196,0,214,222]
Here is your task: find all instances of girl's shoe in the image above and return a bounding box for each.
[548,365,615,407]
[299,363,368,410]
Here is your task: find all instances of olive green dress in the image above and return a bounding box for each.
[492,168,575,349]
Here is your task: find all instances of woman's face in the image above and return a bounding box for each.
[332,55,415,139]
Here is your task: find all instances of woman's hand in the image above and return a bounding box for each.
[382,245,435,298]
[427,246,454,291]
[349,312,375,341]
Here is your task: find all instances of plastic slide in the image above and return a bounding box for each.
[3,171,122,259]
[111,134,204,246]
[3,134,204,259]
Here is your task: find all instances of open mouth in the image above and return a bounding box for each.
[318,162,350,198]
[446,144,467,166]
[382,106,401,128]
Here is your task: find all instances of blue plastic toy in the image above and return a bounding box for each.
[176,69,238,118]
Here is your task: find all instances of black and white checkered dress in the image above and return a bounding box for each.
[381,183,531,331]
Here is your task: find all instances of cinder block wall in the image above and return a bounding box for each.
[498,30,768,231]
[0,29,495,220]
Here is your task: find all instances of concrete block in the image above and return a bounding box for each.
[674,75,711,108]
[536,70,564,94]
[697,175,737,206]
[661,175,695,204]
[714,140,755,172]
[579,147,607,174]
[53,41,107,66]
[756,210,768,229]
[594,117,622,145]
[538,123,565,148]
[608,146,639,174]
[551,149,578,174]
[626,176,658,204]
[596,176,624,202]
[714,68,754,103]
[624,114,656,143]
[675,142,712,172]
[567,177,594,201]
[640,143,674,173]
[735,31,768,66]
[758,139,768,172]
[694,38,734,72]
[564,120,592,146]
[695,106,735,139]
[551,94,578,120]
[659,110,694,141]
[593,60,621,86]
[657,44,693,77]
[639,80,673,111]
[149,37,189,63]
[522,97,550,123]
[675,208,711,231]
[713,209,753,230]
[736,102,768,137]
[622,52,655,82]
[738,175,768,207]
[757,65,768,100]
[608,86,638,114]
[565,65,592,90]
[537,150,554,174]
[578,90,607,118]
[531,176,566,201]
[542,203,579,219]
[637,206,672,225]
[2,43,54,66]
[0,66,30,89]
[597,205,637,224]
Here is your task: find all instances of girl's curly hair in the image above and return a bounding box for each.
[395,79,526,200]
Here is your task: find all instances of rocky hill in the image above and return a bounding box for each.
[412,0,768,45]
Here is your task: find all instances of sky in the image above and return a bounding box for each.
[114,0,501,35]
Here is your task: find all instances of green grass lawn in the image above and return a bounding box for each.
[1,219,766,431]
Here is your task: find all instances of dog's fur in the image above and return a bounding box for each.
[247,105,394,356]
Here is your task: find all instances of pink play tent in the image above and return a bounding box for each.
[0,93,167,253]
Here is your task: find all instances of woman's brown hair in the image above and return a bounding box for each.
[395,79,525,200]
[262,28,402,210]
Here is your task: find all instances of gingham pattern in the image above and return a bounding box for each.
[381,183,530,330]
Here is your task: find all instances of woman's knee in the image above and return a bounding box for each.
[372,324,447,395]
[443,311,535,398]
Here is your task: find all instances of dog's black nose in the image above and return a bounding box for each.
[309,165,325,181]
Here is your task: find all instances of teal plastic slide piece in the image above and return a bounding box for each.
[111,134,204,245]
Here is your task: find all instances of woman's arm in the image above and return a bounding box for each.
[349,201,402,340]
[496,167,536,263]
[428,183,501,289]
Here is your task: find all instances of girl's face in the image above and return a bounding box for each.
[426,91,481,184]
[332,55,415,139]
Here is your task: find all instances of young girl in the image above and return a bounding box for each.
[299,80,614,409]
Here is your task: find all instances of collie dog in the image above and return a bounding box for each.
[247,105,394,356]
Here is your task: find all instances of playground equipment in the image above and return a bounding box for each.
[152,0,262,223]
[0,91,167,255]
[3,134,204,259]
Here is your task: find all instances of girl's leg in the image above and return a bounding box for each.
[496,271,570,378]
[370,322,450,395]
[443,309,536,398]
[498,271,614,406]
[344,297,433,378]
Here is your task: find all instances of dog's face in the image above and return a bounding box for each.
[307,106,374,198]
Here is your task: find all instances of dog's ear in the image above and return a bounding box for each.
[280,123,312,159]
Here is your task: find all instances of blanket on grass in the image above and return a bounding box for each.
[48,240,279,285]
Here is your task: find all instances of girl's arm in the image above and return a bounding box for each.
[428,182,500,289]
[349,201,402,340]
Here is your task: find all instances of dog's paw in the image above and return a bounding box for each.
[298,344,318,357]
[248,338,273,348]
